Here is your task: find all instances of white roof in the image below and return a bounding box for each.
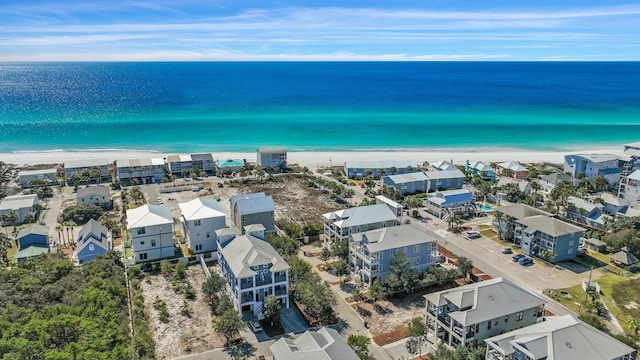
[345,160,418,169]
[257,147,287,154]
[126,204,173,229]
[352,224,439,252]
[566,154,620,163]
[468,160,492,171]
[322,204,397,228]
[384,172,428,184]
[499,161,527,172]
[270,327,359,360]
[497,177,531,192]
[77,185,110,198]
[0,194,38,211]
[19,168,57,176]
[431,160,457,170]
[117,158,165,168]
[179,198,226,221]
[424,169,465,180]
[65,158,109,168]
[599,193,628,207]
[628,170,640,181]
[219,234,289,278]
[484,315,636,360]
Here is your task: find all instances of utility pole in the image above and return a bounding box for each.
[584,266,594,305]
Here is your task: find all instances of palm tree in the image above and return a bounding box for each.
[6,210,18,234]
[493,211,504,240]
[90,167,101,184]
[56,224,64,245]
[69,172,81,190]
[390,166,397,175]
[457,256,473,279]
[0,214,8,235]
[593,175,608,191]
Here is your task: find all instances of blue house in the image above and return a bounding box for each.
[564,154,621,186]
[425,189,474,219]
[74,219,110,264]
[424,169,465,192]
[516,215,584,262]
[466,160,496,182]
[344,161,418,179]
[349,224,439,286]
[381,172,429,195]
[15,224,50,263]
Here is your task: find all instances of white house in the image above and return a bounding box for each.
[76,185,111,209]
[126,205,175,263]
[0,194,38,224]
[64,159,110,182]
[179,198,226,255]
[19,168,58,187]
[564,154,621,186]
[116,158,166,184]
[257,147,287,168]
[618,169,640,204]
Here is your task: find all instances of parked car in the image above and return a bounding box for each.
[512,254,525,262]
[519,257,534,266]
[250,321,263,333]
[466,231,481,239]
[501,247,512,254]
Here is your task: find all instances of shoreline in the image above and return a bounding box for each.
[0,146,626,169]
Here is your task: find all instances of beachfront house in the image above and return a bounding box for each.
[19,168,58,188]
[431,160,458,171]
[322,203,400,243]
[623,141,640,169]
[127,204,175,263]
[218,233,289,320]
[425,189,474,219]
[496,178,532,196]
[538,172,577,192]
[564,154,621,187]
[179,197,226,255]
[64,159,110,183]
[349,224,439,286]
[256,147,287,169]
[215,158,246,175]
[74,219,110,264]
[167,153,214,176]
[116,158,166,185]
[497,161,529,179]
[230,192,275,234]
[190,153,215,174]
[516,215,584,262]
[344,160,418,179]
[0,194,39,225]
[76,185,111,209]
[492,203,553,243]
[425,169,465,192]
[270,327,359,360]
[381,172,429,195]
[567,196,609,230]
[618,169,640,204]
[466,161,496,182]
[425,277,546,348]
[484,314,637,360]
[15,224,50,263]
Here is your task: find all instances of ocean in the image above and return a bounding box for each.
[0,62,639,153]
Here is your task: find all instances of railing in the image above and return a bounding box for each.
[275,288,287,296]
[274,275,286,283]
[255,278,273,287]
[241,295,253,304]
[240,282,253,289]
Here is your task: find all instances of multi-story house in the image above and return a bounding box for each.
[126,204,175,263]
[0,194,38,224]
[270,327,359,360]
[484,314,637,360]
[15,224,50,263]
[256,147,287,169]
[218,233,289,320]
[190,153,215,174]
[381,172,429,195]
[497,162,529,179]
[564,154,621,186]
[19,168,58,187]
[167,153,214,176]
[77,185,111,209]
[64,159,110,182]
[425,189,474,219]
[179,197,226,255]
[496,178,532,196]
[230,192,275,234]
[431,160,457,171]
[349,224,439,286]
[466,161,496,182]
[74,219,110,264]
[116,158,166,184]
[425,169,465,193]
[425,277,546,348]
[567,196,608,230]
[322,203,399,242]
[344,161,418,179]
[617,170,640,205]
[538,172,577,192]
[516,215,584,262]
[492,204,552,242]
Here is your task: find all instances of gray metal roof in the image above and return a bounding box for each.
[19,168,57,176]
[269,327,359,360]
[257,147,287,154]
[351,224,438,252]
[495,203,552,220]
[230,192,266,209]
[498,161,528,172]
[610,247,639,266]
[539,172,573,185]
[77,185,110,198]
[345,160,418,169]
[384,172,428,184]
[517,215,584,237]
[566,153,620,163]
[567,196,602,214]
[484,314,636,360]
[17,224,50,239]
[235,195,275,215]
[468,161,492,172]
[322,204,397,229]
[424,169,465,180]
[219,234,289,278]
[76,219,109,252]
[0,194,38,211]
[179,197,226,221]
[64,158,109,169]
[424,277,545,326]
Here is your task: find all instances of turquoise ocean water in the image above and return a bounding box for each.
[0,62,639,153]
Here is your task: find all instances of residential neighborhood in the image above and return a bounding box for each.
[1,143,640,360]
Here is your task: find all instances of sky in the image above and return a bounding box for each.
[1,0,639,61]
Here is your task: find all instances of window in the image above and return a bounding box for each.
[140,241,145,245]
[516,311,523,321]
[568,249,573,254]
[196,244,202,251]
[206,232,211,238]
[487,320,492,330]
[413,245,420,253]
[494,319,498,326]
[241,216,245,222]
[89,244,94,251]
[569,240,574,246]
[504,315,509,323]
[151,240,156,247]
[379,252,383,259]
[403,247,407,253]
[137,227,146,235]
[194,219,201,226]
[139,253,147,261]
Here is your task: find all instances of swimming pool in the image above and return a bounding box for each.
[478,203,495,212]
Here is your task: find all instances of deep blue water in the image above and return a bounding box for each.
[0,62,639,153]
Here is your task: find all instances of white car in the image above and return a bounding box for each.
[250,321,263,333]
[466,231,481,239]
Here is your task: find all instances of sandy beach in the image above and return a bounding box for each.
[0,147,626,169]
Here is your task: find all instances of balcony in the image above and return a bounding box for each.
[255,278,273,287]
[240,294,253,304]
[275,287,287,296]
[240,281,253,290]
[274,274,286,283]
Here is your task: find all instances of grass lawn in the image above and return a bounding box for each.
[587,249,611,264]
[548,273,637,335]
[6,242,18,265]
[124,247,132,259]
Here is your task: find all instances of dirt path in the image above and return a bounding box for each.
[140,265,224,359]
